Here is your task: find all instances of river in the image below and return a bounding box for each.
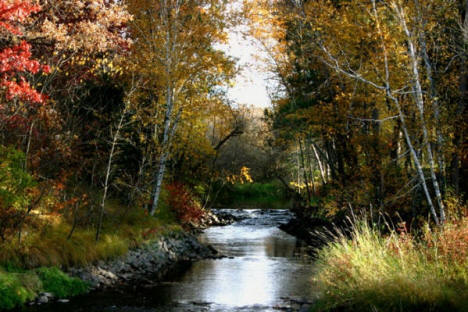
[23,209,316,312]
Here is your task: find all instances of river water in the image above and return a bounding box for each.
[24,209,316,312]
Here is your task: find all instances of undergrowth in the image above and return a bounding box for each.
[312,216,468,312]
[0,267,88,310]
[0,197,183,310]
[0,199,181,269]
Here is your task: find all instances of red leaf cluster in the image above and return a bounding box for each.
[0,0,40,35]
[166,182,204,225]
[0,0,49,104]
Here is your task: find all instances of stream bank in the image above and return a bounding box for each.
[67,231,220,290]
[22,210,235,308]
[21,209,317,312]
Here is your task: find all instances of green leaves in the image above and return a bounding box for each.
[0,146,36,210]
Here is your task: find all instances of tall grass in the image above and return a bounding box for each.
[0,190,185,310]
[0,201,181,269]
[313,218,468,312]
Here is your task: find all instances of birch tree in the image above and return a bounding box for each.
[127,0,234,216]
[247,0,460,223]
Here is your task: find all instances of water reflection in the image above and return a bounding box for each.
[159,209,316,309]
[22,209,316,312]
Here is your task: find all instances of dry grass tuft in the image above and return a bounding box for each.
[313,216,468,312]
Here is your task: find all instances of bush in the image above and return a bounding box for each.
[0,146,37,241]
[166,182,204,225]
[0,271,37,310]
[35,267,88,298]
[313,218,468,312]
[0,266,88,310]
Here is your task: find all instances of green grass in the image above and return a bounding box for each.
[35,267,88,298]
[0,267,88,310]
[0,176,190,309]
[214,182,292,209]
[312,219,468,312]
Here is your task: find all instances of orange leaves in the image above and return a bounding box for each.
[29,0,132,96]
[38,0,132,54]
[430,217,468,265]
[226,166,254,185]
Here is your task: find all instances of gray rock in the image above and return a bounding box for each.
[67,232,219,290]
[37,295,49,304]
[57,299,70,303]
[40,292,54,298]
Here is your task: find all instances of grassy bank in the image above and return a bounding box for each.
[0,267,88,310]
[0,198,182,309]
[312,218,468,312]
[0,202,181,269]
[214,182,292,209]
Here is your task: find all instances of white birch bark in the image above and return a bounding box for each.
[315,0,440,224]
[149,0,181,216]
[311,143,327,185]
[394,4,446,222]
[96,110,126,241]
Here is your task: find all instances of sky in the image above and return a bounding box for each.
[217,21,272,108]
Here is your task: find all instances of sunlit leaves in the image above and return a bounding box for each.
[0,1,48,105]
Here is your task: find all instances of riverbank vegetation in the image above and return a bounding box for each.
[214,181,292,209]
[0,267,88,310]
[0,1,269,309]
[244,0,468,310]
[313,217,468,311]
[1,0,467,310]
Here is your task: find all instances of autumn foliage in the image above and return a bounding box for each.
[166,182,204,225]
[0,1,49,104]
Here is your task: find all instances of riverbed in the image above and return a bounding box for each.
[22,209,316,312]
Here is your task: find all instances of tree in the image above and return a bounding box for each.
[0,0,49,106]
[245,0,462,224]
[127,0,235,215]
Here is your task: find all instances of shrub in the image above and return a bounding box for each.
[166,182,204,225]
[0,266,87,310]
[0,146,37,241]
[0,271,37,310]
[35,267,88,298]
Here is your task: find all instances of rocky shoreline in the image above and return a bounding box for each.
[68,231,220,290]
[29,210,236,306]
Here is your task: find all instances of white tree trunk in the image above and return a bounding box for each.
[311,143,327,185]
[149,84,174,216]
[395,4,446,222]
[96,111,126,241]
[150,0,176,216]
